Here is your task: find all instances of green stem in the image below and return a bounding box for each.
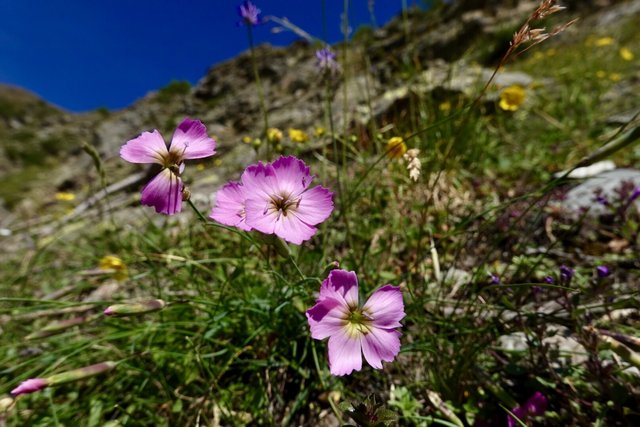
[187,198,207,222]
[247,25,271,160]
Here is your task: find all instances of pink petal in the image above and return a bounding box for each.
[320,270,359,308]
[11,378,48,396]
[120,130,168,164]
[362,285,405,328]
[271,156,312,196]
[296,186,334,226]
[140,168,183,215]
[361,327,401,369]
[328,328,362,376]
[169,118,217,160]
[240,162,277,199]
[209,182,251,231]
[306,298,349,340]
[245,197,278,235]
[273,212,318,244]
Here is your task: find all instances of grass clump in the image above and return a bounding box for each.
[1,1,639,426]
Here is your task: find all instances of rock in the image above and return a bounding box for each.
[555,168,640,218]
[554,160,617,179]
[498,325,588,366]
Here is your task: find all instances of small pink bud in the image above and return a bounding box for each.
[10,378,48,396]
[103,307,114,316]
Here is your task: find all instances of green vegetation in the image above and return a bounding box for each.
[1,2,639,426]
[157,80,192,104]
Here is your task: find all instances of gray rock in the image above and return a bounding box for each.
[498,325,588,366]
[556,168,640,217]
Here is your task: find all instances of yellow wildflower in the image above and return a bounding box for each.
[214,159,223,167]
[498,85,526,112]
[596,70,607,79]
[314,126,326,137]
[532,51,545,61]
[55,192,76,201]
[619,47,634,61]
[242,136,252,144]
[196,163,205,171]
[288,128,309,143]
[438,101,451,112]
[386,137,407,159]
[266,127,283,143]
[594,36,614,47]
[546,48,557,57]
[609,73,622,82]
[99,255,128,281]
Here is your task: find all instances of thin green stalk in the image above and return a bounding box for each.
[324,76,353,248]
[247,24,271,159]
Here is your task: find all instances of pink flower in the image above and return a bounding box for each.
[210,156,333,244]
[306,269,405,376]
[209,181,251,231]
[120,118,216,215]
[11,378,48,396]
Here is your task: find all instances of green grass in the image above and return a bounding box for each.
[1,4,640,427]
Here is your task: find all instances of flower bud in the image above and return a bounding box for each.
[46,361,117,386]
[596,265,610,278]
[255,233,291,258]
[266,128,283,144]
[10,379,47,397]
[104,299,166,317]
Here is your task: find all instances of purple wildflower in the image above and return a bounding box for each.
[544,276,554,284]
[11,378,48,396]
[508,392,548,427]
[210,156,334,244]
[489,273,501,285]
[629,186,640,203]
[120,118,216,215]
[306,269,405,376]
[238,1,261,26]
[315,47,339,74]
[559,265,574,281]
[595,194,609,206]
[596,265,610,278]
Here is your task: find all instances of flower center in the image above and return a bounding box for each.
[163,150,184,174]
[344,308,373,337]
[268,192,300,217]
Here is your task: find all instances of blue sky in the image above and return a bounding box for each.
[0,1,410,112]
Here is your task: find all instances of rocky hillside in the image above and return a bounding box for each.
[0,0,637,230]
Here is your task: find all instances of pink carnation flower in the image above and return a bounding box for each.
[11,378,48,396]
[120,118,216,215]
[209,181,251,231]
[210,156,333,244]
[306,269,405,376]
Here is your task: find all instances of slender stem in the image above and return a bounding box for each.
[288,255,306,282]
[187,199,207,222]
[247,25,271,160]
[324,76,352,247]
